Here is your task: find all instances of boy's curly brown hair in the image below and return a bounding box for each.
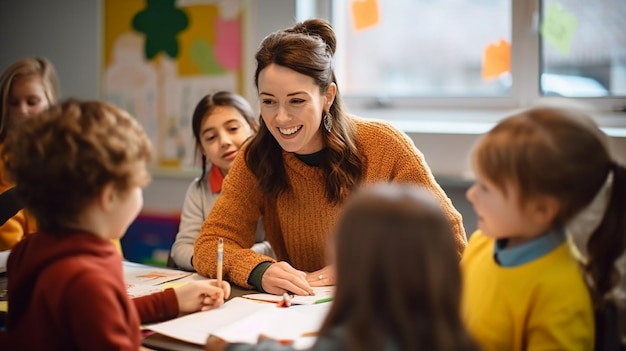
[2,99,152,232]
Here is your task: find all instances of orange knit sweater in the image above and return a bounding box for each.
[193,117,467,288]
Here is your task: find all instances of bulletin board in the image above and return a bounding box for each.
[102,0,244,168]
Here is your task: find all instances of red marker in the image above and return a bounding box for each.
[277,292,291,308]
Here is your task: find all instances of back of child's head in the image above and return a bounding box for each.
[0,57,59,138]
[1,99,152,232]
[472,102,626,304]
[321,183,477,351]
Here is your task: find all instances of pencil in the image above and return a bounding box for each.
[314,296,333,304]
[216,238,223,287]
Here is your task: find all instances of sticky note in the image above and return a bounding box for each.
[540,2,577,56]
[351,0,380,31]
[482,39,511,80]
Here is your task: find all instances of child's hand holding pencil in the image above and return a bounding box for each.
[173,280,232,313]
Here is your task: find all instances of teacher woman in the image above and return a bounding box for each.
[193,18,467,295]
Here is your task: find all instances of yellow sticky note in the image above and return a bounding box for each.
[0,300,7,313]
[540,2,577,56]
[351,0,380,31]
[482,39,511,80]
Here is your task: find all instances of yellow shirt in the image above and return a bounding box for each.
[0,142,37,250]
[462,231,594,351]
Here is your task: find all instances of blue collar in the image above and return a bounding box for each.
[494,228,565,267]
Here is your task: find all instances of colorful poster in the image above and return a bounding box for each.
[103,0,244,168]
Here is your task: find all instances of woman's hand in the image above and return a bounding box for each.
[306,264,335,287]
[175,280,232,314]
[261,261,313,296]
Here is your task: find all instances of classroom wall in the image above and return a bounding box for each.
[2,0,626,236]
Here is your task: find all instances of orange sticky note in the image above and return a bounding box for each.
[351,0,380,31]
[482,39,511,80]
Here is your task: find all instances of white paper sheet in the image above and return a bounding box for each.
[147,297,331,349]
[0,250,9,273]
[123,261,193,286]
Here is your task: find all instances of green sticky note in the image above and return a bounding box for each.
[541,3,578,56]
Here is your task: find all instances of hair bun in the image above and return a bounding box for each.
[291,18,336,56]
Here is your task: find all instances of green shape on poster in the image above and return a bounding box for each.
[132,0,189,60]
[190,38,226,75]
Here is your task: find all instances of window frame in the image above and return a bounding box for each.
[296,0,626,114]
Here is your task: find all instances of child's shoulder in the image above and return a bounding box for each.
[464,231,492,253]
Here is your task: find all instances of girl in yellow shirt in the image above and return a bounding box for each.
[462,102,625,350]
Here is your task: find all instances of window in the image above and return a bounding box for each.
[297,0,626,112]
[541,0,626,98]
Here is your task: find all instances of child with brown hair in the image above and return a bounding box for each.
[462,102,626,350]
[207,183,481,351]
[0,99,231,350]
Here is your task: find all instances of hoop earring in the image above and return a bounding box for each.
[323,112,333,132]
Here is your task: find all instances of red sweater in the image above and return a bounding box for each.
[1,231,179,350]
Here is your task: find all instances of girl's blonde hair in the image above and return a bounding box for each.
[0,57,60,140]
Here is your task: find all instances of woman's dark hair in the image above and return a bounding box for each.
[245,18,363,204]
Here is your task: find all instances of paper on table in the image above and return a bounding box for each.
[125,284,164,298]
[123,261,192,286]
[243,286,335,305]
[147,297,331,349]
[123,261,194,298]
[0,250,9,273]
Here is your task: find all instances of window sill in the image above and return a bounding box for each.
[351,107,626,137]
